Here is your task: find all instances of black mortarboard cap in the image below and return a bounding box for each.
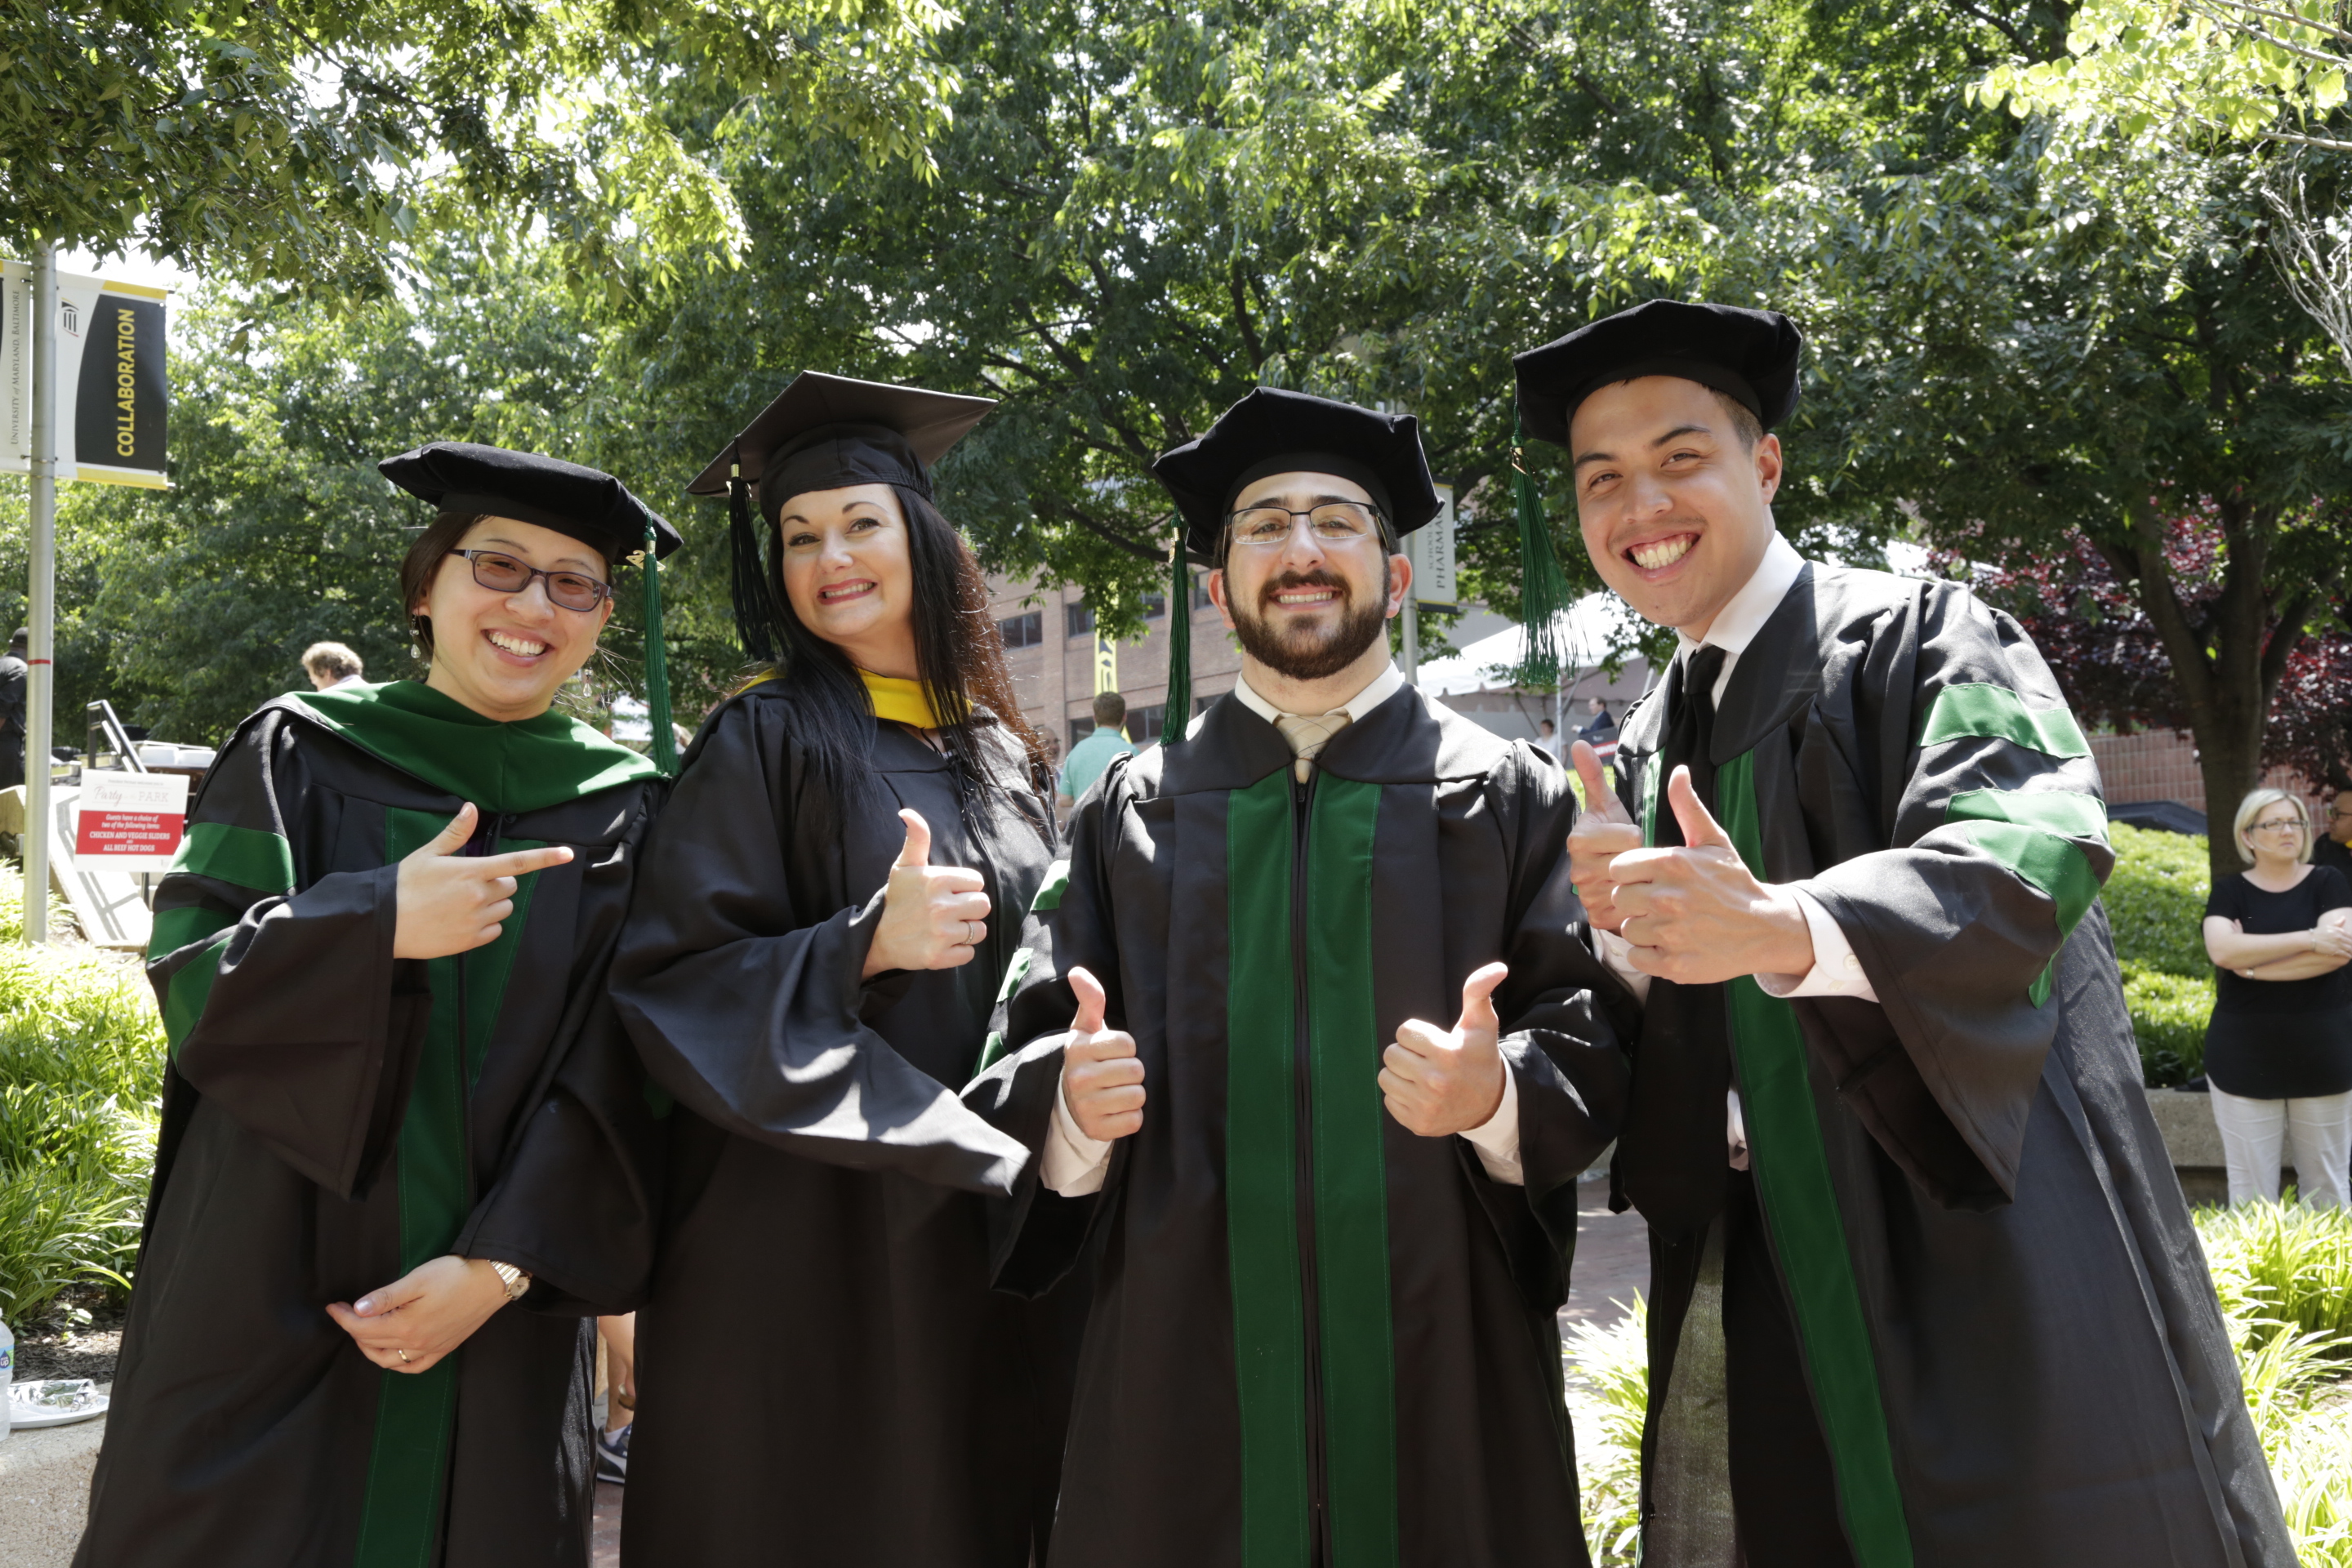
[1149,388,1441,561]
[687,371,996,523]
[1512,300,1803,446]
[379,442,682,564]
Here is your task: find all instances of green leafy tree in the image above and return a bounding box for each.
[1,0,961,298]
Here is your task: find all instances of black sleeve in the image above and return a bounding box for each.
[2313,866,2352,916]
[151,711,430,1199]
[457,793,670,1316]
[2206,875,2244,922]
[609,696,1029,1196]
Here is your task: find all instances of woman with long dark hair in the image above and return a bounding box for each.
[79,445,676,1567]
[610,374,1076,1566]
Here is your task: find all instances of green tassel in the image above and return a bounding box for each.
[644,521,677,774]
[1511,412,1575,690]
[1164,534,1191,744]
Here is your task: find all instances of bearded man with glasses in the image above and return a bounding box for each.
[964,388,1630,1567]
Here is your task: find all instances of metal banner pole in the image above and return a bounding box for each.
[1401,592,1419,687]
[24,243,56,944]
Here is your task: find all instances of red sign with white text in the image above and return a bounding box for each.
[72,773,188,865]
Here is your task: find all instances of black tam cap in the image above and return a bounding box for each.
[1150,387,1441,560]
[1512,300,1803,446]
[687,372,996,525]
[379,442,681,564]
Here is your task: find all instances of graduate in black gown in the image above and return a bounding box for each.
[1521,301,2293,1567]
[962,389,1629,1567]
[608,373,1071,1566]
[78,447,679,1568]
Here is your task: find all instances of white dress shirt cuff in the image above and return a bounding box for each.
[1043,1055,1115,1196]
[1458,1067,1524,1186]
[1753,889,1879,1003]
[1593,925,1653,1006]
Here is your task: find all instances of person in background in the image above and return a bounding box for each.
[301,640,368,691]
[0,627,26,789]
[2314,786,2352,876]
[1576,695,1618,746]
[1056,689,1134,812]
[1534,715,1559,760]
[2202,788,2352,1208]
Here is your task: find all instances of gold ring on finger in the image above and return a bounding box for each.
[397,1348,412,1363]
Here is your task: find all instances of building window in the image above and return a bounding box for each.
[1141,593,1166,620]
[1129,703,1169,743]
[1069,716,1095,748]
[996,611,1042,648]
[1066,602,1095,638]
[1192,572,1214,611]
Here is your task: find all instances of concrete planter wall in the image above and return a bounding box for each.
[2144,1086,2273,1207]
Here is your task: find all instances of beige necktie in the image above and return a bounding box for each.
[1272,710,1352,783]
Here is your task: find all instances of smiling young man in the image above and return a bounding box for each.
[964,387,1628,1567]
[1516,301,2292,1568]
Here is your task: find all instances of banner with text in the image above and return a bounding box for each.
[0,261,169,489]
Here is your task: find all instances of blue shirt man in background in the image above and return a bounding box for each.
[1057,691,1135,814]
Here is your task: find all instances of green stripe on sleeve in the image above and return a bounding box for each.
[1641,754,1664,849]
[1718,751,1913,1568]
[158,927,233,1054]
[169,820,296,893]
[1918,684,2090,760]
[1304,776,1401,1568]
[1943,789,2103,927]
[1030,861,1071,912]
[1226,772,1312,1568]
[972,947,1036,1076]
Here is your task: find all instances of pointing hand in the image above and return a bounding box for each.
[863,809,991,978]
[1381,962,1508,1137]
[1061,966,1145,1143]
[394,803,574,960]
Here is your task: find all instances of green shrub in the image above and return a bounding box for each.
[2105,822,2215,977]
[0,866,167,1318]
[2200,1202,2352,1354]
[2122,961,2215,1086]
[2103,822,2220,1085]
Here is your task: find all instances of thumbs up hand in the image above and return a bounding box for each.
[1606,766,1815,985]
[1566,741,1643,933]
[1381,962,1508,1137]
[862,809,993,978]
[1061,966,1145,1143]
[394,803,576,960]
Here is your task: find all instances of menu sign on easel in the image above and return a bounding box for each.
[73,773,188,867]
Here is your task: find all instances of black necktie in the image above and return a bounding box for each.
[1656,644,1726,847]
[1616,643,1734,1237]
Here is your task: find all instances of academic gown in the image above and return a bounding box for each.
[607,681,1075,1568]
[1606,559,2292,1568]
[78,680,669,1568]
[963,684,1630,1568]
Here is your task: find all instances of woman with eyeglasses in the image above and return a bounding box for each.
[2200,788,2352,1208]
[79,443,676,1568]
[609,374,1078,1567]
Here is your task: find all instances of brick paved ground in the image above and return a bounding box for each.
[588,1180,1649,1565]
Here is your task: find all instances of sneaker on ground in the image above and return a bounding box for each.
[595,1420,630,1485]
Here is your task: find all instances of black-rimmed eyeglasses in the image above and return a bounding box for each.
[452,550,613,612]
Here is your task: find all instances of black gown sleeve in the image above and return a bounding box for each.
[1797,584,2114,1200]
[1485,744,1630,1247]
[960,754,1134,1297]
[456,795,670,1315]
[149,711,429,1199]
[609,696,1029,1196]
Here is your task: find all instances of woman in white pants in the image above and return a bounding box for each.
[2202,789,2352,1206]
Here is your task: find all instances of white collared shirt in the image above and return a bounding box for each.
[1045,657,1528,1193]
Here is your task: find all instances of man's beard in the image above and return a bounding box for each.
[1229,563,1390,682]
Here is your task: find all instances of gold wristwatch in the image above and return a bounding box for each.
[488,1261,533,1303]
